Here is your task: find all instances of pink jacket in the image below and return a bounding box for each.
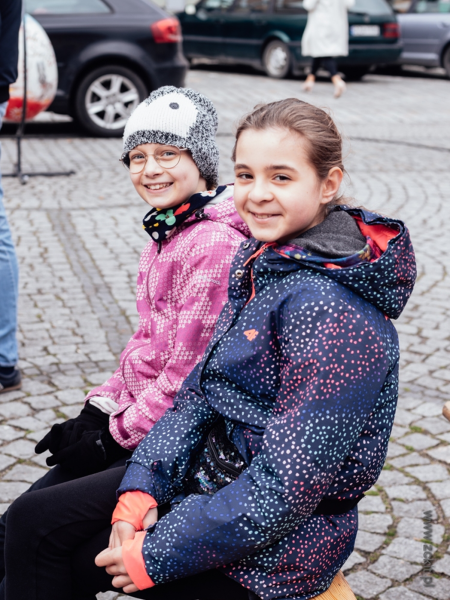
[86,189,249,449]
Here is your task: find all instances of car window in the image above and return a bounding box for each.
[412,0,450,12]
[349,0,393,15]
[24,0,111,14]
[392,0,414,12]
[232,0,271,13]
[274,0,306,14]
[199,0,234,10]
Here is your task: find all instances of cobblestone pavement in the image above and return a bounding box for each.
[1,69,450,600]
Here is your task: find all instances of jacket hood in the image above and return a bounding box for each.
[185,185,251,237]
[270,206,416,320]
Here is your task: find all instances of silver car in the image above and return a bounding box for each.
[394,0,450,76]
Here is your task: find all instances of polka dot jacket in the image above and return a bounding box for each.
[118,206,416,599]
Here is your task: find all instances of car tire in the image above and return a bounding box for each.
[443,46,450,78]
[262,40,291,79]
[74,65,148,137]
[340,66,370,81]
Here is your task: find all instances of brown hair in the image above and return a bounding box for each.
[232,98,346,203]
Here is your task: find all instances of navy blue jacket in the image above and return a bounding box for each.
[0,0,21,103]
[119,207,416,599]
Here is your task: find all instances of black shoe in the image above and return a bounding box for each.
[0,368,22,394]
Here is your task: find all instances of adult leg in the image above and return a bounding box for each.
[3,466,126,600]
[0,102,20,387]
[321,57,346,98]
[0,455,130,581]
[304,57,321,92]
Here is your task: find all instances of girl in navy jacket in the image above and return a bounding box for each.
[3,99,416,600]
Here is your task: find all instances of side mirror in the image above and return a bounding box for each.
[185,4,197,14]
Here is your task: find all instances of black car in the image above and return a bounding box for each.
[25,0,188,136]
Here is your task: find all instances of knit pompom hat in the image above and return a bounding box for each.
[122,86,219,189]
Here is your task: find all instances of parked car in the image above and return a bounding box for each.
[24,0,188,136]
[177,0,402,80]
[395,0,450,77]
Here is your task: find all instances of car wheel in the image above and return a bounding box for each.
[75,65,147,137]
[443,46,450,78]
[340,66,370,81]
[262,40,291,79]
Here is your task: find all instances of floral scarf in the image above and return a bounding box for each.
[142,185,227,244]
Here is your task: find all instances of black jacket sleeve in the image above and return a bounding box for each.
[0,0,22,103]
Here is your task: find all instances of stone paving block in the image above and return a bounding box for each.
[0,481,29,503]
[61,404,84,419]
[3,464,47,483]
[85,371,113,386]
[409,575,450,600]
[383,537,435,564]
[50,374,86,389]
[387,442,408,459]
[369,555,422,582]
[0,390,25,403]
[26,429,52,443]
[354,530,386,553]
[412,402,445,418]
[427,445,450,464]
[397,397,425,411]
[55,388,86,405]
[384,485,427,501]
[398,433,440,451]
[427,481,450,500]
[405,464,449,482]
[31,451,52,468]
[21,394,61,409]
[0,503,10,516]
[345,570,391,599]
[358,494,386,513]
[379,587,429,600]
[342,551,365,572]
[391,500,437,520]
[21,380,55,395]
[441,499,450,518]
[0,402,32,420]
[34,408,59,424]
[7,416,50,431]
[391,425,409,439]
[397,517,444,545]
[432,555,450,577]
[390,453,431,469]
[359,513,393,534]
[1,439,36,459]
[0,455,16,472]
[394,409,417,427]
[0,425,23,443]
[96,593,119,600]
[437,433,450,443]
[414,417,450,436]
[378,470,414,487]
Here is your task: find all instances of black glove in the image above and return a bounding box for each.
[45,426,131,477]
[35,402,109,456]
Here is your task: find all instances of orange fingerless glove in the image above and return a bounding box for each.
[122,531,155,590]
[111,491,158,531]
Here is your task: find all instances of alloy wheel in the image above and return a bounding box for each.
[85,74,140,130]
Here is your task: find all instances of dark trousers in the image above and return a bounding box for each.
[311,57,338,78]
[0,457,131,582]
[1,467,258,600]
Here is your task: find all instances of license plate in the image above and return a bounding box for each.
[350,25,380,37]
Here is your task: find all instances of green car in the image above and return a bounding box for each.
[177,0,402,79]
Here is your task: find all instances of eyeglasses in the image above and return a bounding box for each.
[120,146,188,174]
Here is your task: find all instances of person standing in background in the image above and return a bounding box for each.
[302,0,355,98]
[0,0,22,393]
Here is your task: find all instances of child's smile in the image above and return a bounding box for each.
[233,127,342,244]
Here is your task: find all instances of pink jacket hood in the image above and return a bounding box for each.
[86,187,249,449]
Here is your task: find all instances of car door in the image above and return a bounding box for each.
[221,0,272,62]
[400,0,450,65]
[178,0,233,59]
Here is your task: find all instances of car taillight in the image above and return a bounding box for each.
[151,18,182,43]
[383,23,399,39]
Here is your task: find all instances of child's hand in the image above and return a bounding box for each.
[95,547,139,594]
[109,520,136,549]
[143,506,158,529]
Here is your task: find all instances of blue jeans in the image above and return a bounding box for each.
[0,101,19,367]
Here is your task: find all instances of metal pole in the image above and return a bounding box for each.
[17,14,28,184]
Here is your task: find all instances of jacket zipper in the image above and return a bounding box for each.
[206,432,243,479]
